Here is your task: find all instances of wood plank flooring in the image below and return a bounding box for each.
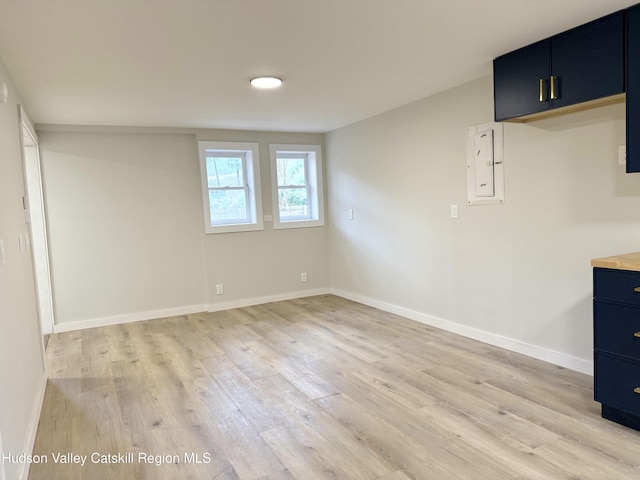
[29,295,640,479]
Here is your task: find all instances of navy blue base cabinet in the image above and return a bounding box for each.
[593,267,640,430]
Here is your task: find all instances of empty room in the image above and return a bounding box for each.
[3,1,640,479]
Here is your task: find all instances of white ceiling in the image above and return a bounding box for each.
[0,0,637,133]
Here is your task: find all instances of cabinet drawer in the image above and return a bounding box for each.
[594,268,640,306]
[594,301,640,360]
[595,353,640,414]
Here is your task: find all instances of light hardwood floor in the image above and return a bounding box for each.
[30,295,640,479]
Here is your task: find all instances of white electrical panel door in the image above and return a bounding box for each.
[474,129,494,197]
[467,122,504,205]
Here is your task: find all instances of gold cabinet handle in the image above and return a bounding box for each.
[550,76,557,100]
[635,387,640,394]
[539,78,546,102]
[634,287,640,293]
[635,332,640,338]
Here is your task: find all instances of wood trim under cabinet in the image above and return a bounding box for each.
[504,93,625,123]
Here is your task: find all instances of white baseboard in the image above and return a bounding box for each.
[207,288,331,312]
[50,290,333,333]
[331,288,593,376]
[17,371,47,480]
[52,304,209,333]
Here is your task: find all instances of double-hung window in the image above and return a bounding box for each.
[198,141,263,233]
[270,144,324,229]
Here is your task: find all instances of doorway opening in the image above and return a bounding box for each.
[20,106,54,338]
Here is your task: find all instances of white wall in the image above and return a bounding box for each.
[326,75,640,373]
[39,130,208,328]
[38,127,328,329]
[0,57,47,480]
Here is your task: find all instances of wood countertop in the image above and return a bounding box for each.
[591,252,640,272]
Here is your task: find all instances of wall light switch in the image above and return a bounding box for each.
[348,209,354,220]
[18,234,24,253]
[0,239,5,265]
[450,204,458,219]
[264,214,273,222]
[619,145,626,166]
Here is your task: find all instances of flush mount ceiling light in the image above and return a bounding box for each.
[250,76,283,89]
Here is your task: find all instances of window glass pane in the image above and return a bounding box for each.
[206,156,244,188]
[278,187,309,218]
[209,189,247,223]
[276,156,306,186]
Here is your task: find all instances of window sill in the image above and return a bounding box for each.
[205,222,264,234]
[272,218,325,230]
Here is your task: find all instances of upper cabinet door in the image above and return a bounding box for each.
[493,10,624,123]
[627,5,640,173]
[551,12,624,109]
[494,40,550,122]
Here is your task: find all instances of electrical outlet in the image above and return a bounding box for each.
[300,272,308,283]
[216,284,224,295]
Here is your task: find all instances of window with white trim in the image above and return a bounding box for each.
[198,141,263,234]
[270,144,324,229]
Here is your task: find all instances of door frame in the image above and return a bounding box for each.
[19,106,55,336]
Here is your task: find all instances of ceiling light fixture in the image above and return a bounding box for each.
[250,76,283,89]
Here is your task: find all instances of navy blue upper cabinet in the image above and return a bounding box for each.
[494,41,549,121]
[552,13,624,108]
[494,11,625,122]
[627,5,640,173]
